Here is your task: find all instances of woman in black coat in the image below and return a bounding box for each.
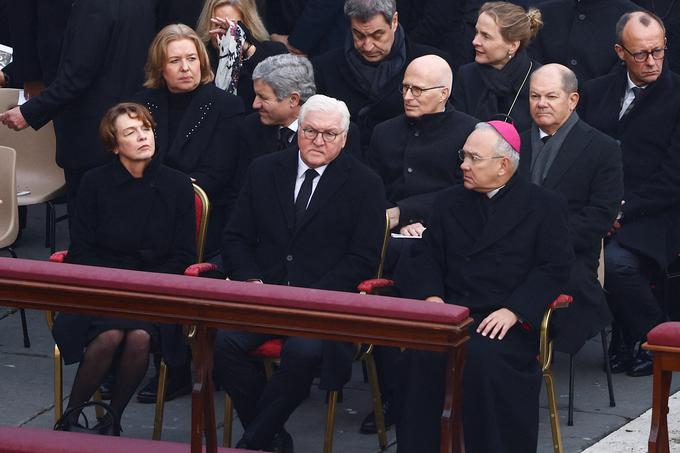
[52,102,196,433]
[453,1,542,133]
[135,24,244,258]
[196,0,287,113]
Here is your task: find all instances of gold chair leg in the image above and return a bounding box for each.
[324,390,338,453]
[54,344,63,422]
[92,389,104,419]
[224,393,234,448]
[153,360,168,440]
[364,352,387,450]
[543,368,564,453]
[264,360,274,380]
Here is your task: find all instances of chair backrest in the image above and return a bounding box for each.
[0,88,64,206]
[374,210,391,279]
[0,146,19,248]
[193,183,210,263]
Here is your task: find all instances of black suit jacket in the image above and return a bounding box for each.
[528,0,641,83]
[236,112,364,187]
[367,104,477,227]
[519,119,623,352]
[222,147,386,389]
[20,0,156,171]
[398,175,573,331]
[134,83,244,256]
[580,65,680,268]
[312,37,451,151]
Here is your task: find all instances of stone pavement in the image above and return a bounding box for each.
[1,204,679,452]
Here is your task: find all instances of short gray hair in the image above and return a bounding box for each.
[344,0,396,23]
[299,95,351,132]
[252,54,316,102]
[474,122,520,169]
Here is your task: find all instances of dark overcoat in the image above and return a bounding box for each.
[528,0,641,83]
[134,83,244,256]
[20,0,156,171]
[579,65,680,269]
[222,147,386,389]
[519,119,623,353]
[395,175,573,453]
[236,111,363,187]
[312,38,451,150]
[453,58,540,133]
[366,104,477,227]
[52,158,196,367]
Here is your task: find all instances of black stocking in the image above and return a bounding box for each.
[109,329,151,419]
[67,330,124,421]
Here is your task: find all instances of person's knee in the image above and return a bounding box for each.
[91,329,125,354]
[124,329,151,355]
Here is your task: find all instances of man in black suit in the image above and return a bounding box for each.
[238,54,362,183]
[395,121,573,453]
[519,63,623,355]
[215,94,386,452]
[580,11,680,376]
[528,0,641,83]
[312,0,450,152]
[0,0,156,226]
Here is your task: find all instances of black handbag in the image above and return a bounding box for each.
[54,400,121,436]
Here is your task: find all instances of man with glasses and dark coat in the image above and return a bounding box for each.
[312,0,450,153]
[519,63,623,357]
[215,95,386,453]
[580,11,680,377]
[395,121,573,453]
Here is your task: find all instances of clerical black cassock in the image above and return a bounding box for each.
[395,175,573,453]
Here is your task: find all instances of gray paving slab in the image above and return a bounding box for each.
[0,204,674,452]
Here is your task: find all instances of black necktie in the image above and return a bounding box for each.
[294,168,318,227]
[620,86,642,119]
[541,135,551,144]
[277,127,295,151]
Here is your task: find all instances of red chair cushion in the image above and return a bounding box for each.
[0,426,246,453]
[251,339,283,358]
[194,192,203,242]
[49,251,68,263]
[184,262,217,276]
[357,278,394,293]
[550,294,573,310]
[647,322,680,348]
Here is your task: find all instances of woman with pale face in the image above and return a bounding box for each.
[51,103,196,435]
[195,0,287,113]
[453,2,543,133]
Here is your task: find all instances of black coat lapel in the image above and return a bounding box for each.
[470,177,534,254]
[274,149,298,231]
[167,84,215,158]
[447,190,482,242]
[543,120,591,189]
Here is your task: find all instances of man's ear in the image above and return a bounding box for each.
[290,92,301,108]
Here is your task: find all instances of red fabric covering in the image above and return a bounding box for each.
[251,339,283,358]
[194,192,203,243]
[0,426,246,453]
[647,322,680,348]
[49,251,68,263]
[184,262,217,277]
[357,278,394,293]
[0,258,469,325]
[549,294,573,310]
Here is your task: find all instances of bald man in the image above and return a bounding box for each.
[368,54,478,238]
[580,11,680,376]
[519,64,623,358]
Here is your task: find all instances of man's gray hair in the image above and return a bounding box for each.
[474,122,520,169]
[299,95,351,132]
[252,54,316,102]
[616,11,666,43]
[344,0,396,23]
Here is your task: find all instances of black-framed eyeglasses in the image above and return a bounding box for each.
[301,127,342,143]
[620,44,666,63]
[399,83,445,97]
[458,149,504,163]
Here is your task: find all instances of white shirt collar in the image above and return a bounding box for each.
[626,72,646,91]
[538,128,550,139]
[486,185,505,198]
[283,118,299,133]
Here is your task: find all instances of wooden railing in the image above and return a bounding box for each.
[0,257,472,453]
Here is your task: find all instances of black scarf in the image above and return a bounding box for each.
[344,25,407,101]
[475,50,532,122]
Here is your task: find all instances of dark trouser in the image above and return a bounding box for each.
[63,167,86,239]
[605,236,664,343]
[396,324,541,453]
[213,331,322,449]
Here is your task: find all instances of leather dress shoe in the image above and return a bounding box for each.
[136,369,192,404]
[270,430,294,453]
[608,351,632,374]
[359,402,395,434]
[628,349,653,377]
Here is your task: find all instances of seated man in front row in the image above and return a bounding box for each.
[214,94,386,452]
[395,121,573,453]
